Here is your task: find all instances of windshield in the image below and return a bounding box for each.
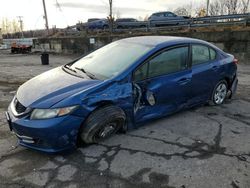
[71,41,152,80]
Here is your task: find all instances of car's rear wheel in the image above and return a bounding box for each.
[80,105,126,144]
[211,80,228,105]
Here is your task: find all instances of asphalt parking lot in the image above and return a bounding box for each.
[0,50,250,188]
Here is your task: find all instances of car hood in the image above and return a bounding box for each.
[16,67,102,108]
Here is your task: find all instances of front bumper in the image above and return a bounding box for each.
[6,106,84,153]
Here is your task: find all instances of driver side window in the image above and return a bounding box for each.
[148,46,188,78]
[134,46,189,82]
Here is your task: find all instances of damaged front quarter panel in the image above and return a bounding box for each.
[80,80,156,130]
[81,80,136,130]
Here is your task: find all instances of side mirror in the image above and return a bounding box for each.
[146,91,156,106]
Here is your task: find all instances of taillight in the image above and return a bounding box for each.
[233,58,239,65]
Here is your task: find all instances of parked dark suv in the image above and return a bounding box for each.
[115,18,147,29]
[76,18,109,31]
[148,11,189,27]
[87,19,109,30]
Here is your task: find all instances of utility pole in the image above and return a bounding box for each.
[108,0,113,33]
[109,0,112,19]
[17,16,24,38]
[42,0,49,35]
[206,0,210,16]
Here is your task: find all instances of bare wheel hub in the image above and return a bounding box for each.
[99,122,116,138]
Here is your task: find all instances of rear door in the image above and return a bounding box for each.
[190,44,221,105]
[133,45,192,123]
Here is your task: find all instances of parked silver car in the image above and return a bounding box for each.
[148,11,189,27]
[115,18,147,29]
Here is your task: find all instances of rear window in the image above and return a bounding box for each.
[192,45,217,65]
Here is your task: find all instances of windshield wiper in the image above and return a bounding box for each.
[64,64,77,73]
[75,67,86,73]
[75,67,98,80]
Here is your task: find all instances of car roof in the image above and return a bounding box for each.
[120,36,221,51]
[152,11,173,14]
[116,18,135,20]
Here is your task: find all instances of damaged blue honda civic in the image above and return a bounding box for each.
[5,36,238,153]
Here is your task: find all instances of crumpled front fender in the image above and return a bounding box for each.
[81,82,135,129]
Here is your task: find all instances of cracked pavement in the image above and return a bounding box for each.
[0,50,250,188]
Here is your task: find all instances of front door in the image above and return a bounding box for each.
[133,45,192,123]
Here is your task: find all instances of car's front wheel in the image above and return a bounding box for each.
[80,105,126,144]
[211,80,228,105]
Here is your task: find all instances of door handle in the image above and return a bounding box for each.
[178,78,191,85]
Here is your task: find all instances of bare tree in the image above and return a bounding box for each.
[209,0,224,15]
[115,10,121,19]
[12,20,20,33]
[224,0,240,14]
[173,1,194,17]
[1,18,10,34]
[241,0,250,13]
[0,18,21,34]
[100,0,114,32]
[196,8,207,17]
[144,15,149,21]
[174,7,189,16]
[209,0,249,15]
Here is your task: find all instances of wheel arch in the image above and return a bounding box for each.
[76,100,126,146]
[224,77,231,89]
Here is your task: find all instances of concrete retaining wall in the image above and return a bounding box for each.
[34,30,250,64]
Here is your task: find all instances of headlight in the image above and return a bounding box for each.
[30,106,78,120]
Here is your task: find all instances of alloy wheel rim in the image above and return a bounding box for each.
[214,83,227,104]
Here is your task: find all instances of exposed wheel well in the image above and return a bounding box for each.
[224,77,231,89]
[77,103,126,145]
[94,101,115,109]
[76,101,124,146]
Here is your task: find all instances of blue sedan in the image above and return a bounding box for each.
[5,36,238,153]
